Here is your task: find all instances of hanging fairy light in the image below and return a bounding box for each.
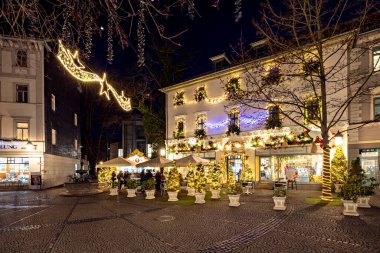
[137,0,146,67]
[56,40,132,111]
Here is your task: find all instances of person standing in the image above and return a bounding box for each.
[117,171,123,190]
[155,170,161,192]
[140,169,146,183]
[146,170,153,180]
[111,171,116,188]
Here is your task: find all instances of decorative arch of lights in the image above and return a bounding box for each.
[56,40,131,111]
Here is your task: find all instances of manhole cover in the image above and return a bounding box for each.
[157,215,175,222]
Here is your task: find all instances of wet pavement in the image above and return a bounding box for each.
[0,187,379,253]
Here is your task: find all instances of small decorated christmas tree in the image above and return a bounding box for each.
[187,169,195,188]
[209,162,222,190]
[330,146,347,184]
[194,164,207,193]
[227,167,236,192]
[167,165,180,192]
[242,163,254,182]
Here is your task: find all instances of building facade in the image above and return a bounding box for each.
[161,29,380,187]
[0,36,81,189]
[122,120,147,157]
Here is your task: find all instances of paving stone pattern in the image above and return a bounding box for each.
[0,188,379,253]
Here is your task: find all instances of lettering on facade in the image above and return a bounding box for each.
[0,140,20,150]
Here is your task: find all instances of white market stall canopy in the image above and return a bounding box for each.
[96,157,132,168]
[136,157,173,168]
[174,154,210,167]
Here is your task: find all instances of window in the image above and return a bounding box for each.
[16,50,27,67]
[196,114,206,130]
[266,105,282,129]
[51,94,56,111]
[177,121,184,133]
[52,129,56,145]
[374,97,380,121]
[16,85,28,103]
[228,110,240,126]
[373,46,380,71]
[16,122,29,140]
[74,113,78,126]
[74,139,78,151]
[305,98,320,123]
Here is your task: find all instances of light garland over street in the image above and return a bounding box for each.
[56,40,132,111]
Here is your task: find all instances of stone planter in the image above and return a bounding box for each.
[195,192,206,204]
[168,191,179,201]
[187,187,195,196]
[228,194,240,207]
[145,189,156,200]
[357,196,371,208]
[273,196,286,210]
[127,188,137,198]
[211,189,221,199]
[109,187,118,196]
[334,184,342,193]
[342,199,359,216]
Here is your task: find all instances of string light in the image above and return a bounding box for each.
[56,40,132,111]
[205,112,268,129]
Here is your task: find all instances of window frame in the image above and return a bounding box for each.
[15,122,29,141]
[228,110,240,127]
[16,49,28,68]
[16,84,28,103]
[267,105,282,128]
[196,114,207,130]
[374,97,380,121]
[373,46,380,72]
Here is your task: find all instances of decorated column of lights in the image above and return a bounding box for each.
[321,146,333,201]
[56,40,132,111]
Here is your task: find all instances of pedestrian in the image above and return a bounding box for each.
[155,170,161,192]
[140,169,146,183]
[111,171,116,188]
[117,171,124,190]
[123,171,129,187]
[146,170,153,180]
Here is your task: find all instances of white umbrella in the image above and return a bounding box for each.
[96,157,132,168]
[136,157,173,168]
[174,154,210,167]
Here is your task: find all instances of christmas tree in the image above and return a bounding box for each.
[194,164,207,193]
[330,146,347,184]
[349,157,364,179]
[228,167,236,191]
[167,165,180,192]
[209,162,222,190]
[187,168,195,188]
[242,163,254,182]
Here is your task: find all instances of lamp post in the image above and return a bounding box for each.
[334,131,343,147]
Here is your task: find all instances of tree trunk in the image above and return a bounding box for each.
[321,146,332,201]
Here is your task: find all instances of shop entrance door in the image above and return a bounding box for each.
[260,157,272,181]
[226,155,243,182]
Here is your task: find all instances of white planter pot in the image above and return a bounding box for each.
[195,192,206,204]
[273,196,286,210]
[342,199,359,216]
[145,189,156,200]
[357,196,371,208]
[228,194,240,207]
[109,188,118,196]
[187,187,195,196]
[334,184,342,193]
[168,191,179,201]
[127,188,137,198]
[211,189,221,199]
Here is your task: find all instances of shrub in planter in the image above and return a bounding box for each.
[125,179,137,198]
[141,178,156,200]
[167,166,180,201]
[338,175,361,216]
[358,177,379,208]
[194,164,207,204]
[228,183,242,207]
[209,162,222,199]
[273,187,287,210]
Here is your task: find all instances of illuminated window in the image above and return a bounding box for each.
[16,122,29,140]
[228,110,240,126]
[196,114,207,130]
[177,121,184,133]
[52,129,56,145]
[74,113,78,126]
[16,50,27,67]
[374,46,380,71]
[374,97,380,121]
[51,94,56,111]
[305,98,320,123]
[266,105,282,129]
[16,85,28,103]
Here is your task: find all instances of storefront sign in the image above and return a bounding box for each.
[0,140,21,150]
[255,146,311,156]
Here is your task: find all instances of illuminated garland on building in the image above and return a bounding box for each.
[205,112,268,129]
[56,40,132,111]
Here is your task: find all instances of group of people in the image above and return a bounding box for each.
[110,168,165,192]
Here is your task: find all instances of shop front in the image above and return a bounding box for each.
[255,145,323,189]
[360,148,379,180]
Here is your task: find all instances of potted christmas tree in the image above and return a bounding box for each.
[331,146,347,193]
[125,179,137,198]
[227,167,241,206]
[358,177,379,208]
[209,162,222,199]
[167,165,181,201]
[187,168,195,196]
[242,163,255,194]
[338,175,361,216]
[273,187,287,210]
[141,178,156,200]
[194,164,207,204]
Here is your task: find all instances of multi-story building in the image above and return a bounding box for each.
[161,28,380,188]
[0,36,81,189]
[122,120,148,157]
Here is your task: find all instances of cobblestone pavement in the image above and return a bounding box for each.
[0,188,379,253]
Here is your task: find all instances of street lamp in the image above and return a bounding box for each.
[26,140,35,151]
[334,131,343,146]
[159,148,166,157]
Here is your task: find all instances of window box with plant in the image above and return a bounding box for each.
[194,86,208,102]
[141,178,156,200]
[126,179,137,198]
[273,187,287,210]
[303,57,320,76]
[167,165,181,201]
[209,162,222,199]
[194,164,207,204]
[224,77,241,98]
[173,91,185,106]
[173,131,185,140]
[194,128,206,140]
[226,124,240,136]
[263,67,282,85]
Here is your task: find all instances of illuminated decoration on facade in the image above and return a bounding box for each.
[56,40,132,111]
[205,112,268,129]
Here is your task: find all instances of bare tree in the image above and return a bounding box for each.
[228,0,380,200]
